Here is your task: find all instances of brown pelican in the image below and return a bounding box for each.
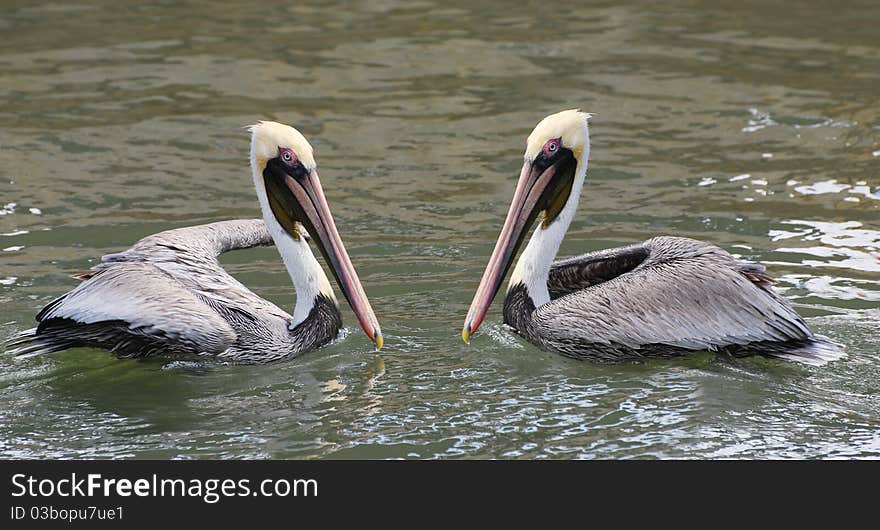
[7,121,383,362]
[462,110,843,365]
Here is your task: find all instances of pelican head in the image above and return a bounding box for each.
[249,121,383,349]
[462,109,591,343]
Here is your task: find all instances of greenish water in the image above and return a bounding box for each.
[1,0,878,459]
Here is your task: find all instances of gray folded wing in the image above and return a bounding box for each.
[537,236,814,353]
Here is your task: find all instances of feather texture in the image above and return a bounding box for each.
[505,236,844,365]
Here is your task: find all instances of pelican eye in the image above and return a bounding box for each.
[541,138,562,159]
[279,147,297,165]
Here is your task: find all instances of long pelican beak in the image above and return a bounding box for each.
[265,165,383,349]
[462,148,577,343]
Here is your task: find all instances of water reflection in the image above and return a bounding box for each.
[770,220,880,273]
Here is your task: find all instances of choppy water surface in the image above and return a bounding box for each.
[1,1,878,459]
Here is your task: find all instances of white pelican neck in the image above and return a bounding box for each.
[250,153,335,326]
[508,128,590,308]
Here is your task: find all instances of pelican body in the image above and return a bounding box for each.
[463,110,842,365]
[8,122,382,362]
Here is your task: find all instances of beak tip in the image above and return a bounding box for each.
[461,324,471,345]
[374,333,384,351]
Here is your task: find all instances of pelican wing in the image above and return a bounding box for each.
[87,219,285,317]
[8,219,286,358]
[27,262,238,356]
[536,236,825,359]
[101,219,272,263]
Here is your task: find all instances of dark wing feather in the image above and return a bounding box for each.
[548,243,650,299]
